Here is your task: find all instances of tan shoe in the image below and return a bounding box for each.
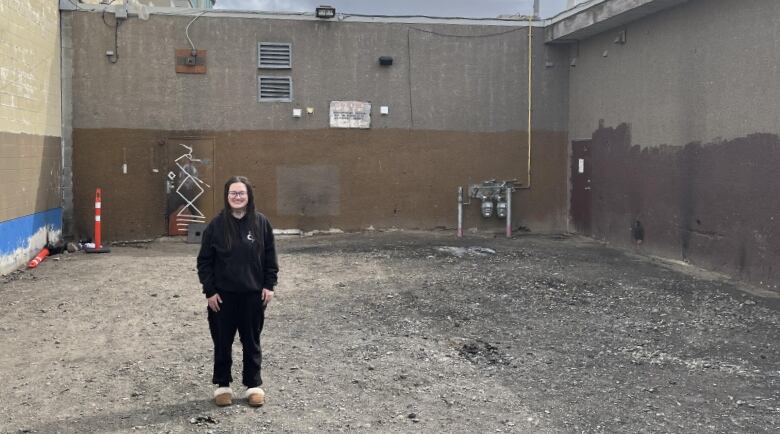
[245,387,265,407]
[214,387,233,406]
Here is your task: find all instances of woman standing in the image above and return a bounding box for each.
[197,176,279,407]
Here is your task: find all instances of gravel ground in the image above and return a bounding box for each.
[0,231,778,433]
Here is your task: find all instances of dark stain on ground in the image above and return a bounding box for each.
[322,231,779,432]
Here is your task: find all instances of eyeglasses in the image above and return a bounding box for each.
[228,191,247,198]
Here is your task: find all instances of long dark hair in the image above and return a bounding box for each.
[222,176,261,251]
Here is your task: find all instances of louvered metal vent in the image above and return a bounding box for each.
[258,76,292,102]
[258,42,292,69]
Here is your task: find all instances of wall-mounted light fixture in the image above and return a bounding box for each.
[316,5,336,19]
[378,56,393,66]
[614,29,627,45]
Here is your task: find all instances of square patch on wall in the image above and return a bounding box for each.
[276,165,340,216]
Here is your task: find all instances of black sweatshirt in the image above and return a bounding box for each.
[196,211,279,298]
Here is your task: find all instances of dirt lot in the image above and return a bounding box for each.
[1,231,778,433]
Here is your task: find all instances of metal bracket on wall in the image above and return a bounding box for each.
[175,49,207,74]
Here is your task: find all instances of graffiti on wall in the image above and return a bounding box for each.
[167,143,211,234]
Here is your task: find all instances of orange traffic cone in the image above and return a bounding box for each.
[27,247,50,268]
[85,188,110,254]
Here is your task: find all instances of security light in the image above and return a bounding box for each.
[316,5,336,19]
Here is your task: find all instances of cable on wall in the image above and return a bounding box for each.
[406,28,414,129]
[185,11,209,54]
[101,1,123,64]
[404,24,530,133]
[342,13,533,22]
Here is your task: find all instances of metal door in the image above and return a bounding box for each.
[165,137,215,236]
[570,139,592,235]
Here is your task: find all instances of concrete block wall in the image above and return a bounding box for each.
[0,0,62,274]
[66,9,569,241]
[566,0,780,289]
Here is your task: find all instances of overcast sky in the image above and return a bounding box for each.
[214,0,573,19]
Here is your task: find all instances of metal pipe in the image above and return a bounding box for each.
[457,186,464,237]
[526,16,533,189]
[506,185,512,238]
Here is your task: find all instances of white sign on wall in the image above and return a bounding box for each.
[329,101,371,129]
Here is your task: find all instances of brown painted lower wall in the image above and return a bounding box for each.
[588,123,780,289]
[72,128,568,241]
[0,131,62,222]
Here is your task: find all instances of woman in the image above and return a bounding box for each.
[197,176,279,407]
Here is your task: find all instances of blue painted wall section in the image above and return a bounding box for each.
[0,208,62,256]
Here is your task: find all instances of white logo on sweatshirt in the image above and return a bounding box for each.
[247,232,255,242]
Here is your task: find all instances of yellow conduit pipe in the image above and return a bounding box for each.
[504,18,534,238]
[524,16,533,189]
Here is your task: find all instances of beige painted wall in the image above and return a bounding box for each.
[0,0,62,137]
[0,0,62,222]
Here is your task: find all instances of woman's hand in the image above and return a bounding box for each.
[262,288,273,307]
[207,294,223,312]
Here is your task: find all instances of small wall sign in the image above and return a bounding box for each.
[329,101,371,129]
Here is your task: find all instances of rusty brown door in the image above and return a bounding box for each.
[570,139,592,235]
[165,137,215,236]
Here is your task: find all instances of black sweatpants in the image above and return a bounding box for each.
[207,291,266,388]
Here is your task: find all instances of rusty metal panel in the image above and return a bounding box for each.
[175,49,207,74]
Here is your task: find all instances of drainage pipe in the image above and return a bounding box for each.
[457,186,464,237]
[506,185,513,238]
[525,17,533,190]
